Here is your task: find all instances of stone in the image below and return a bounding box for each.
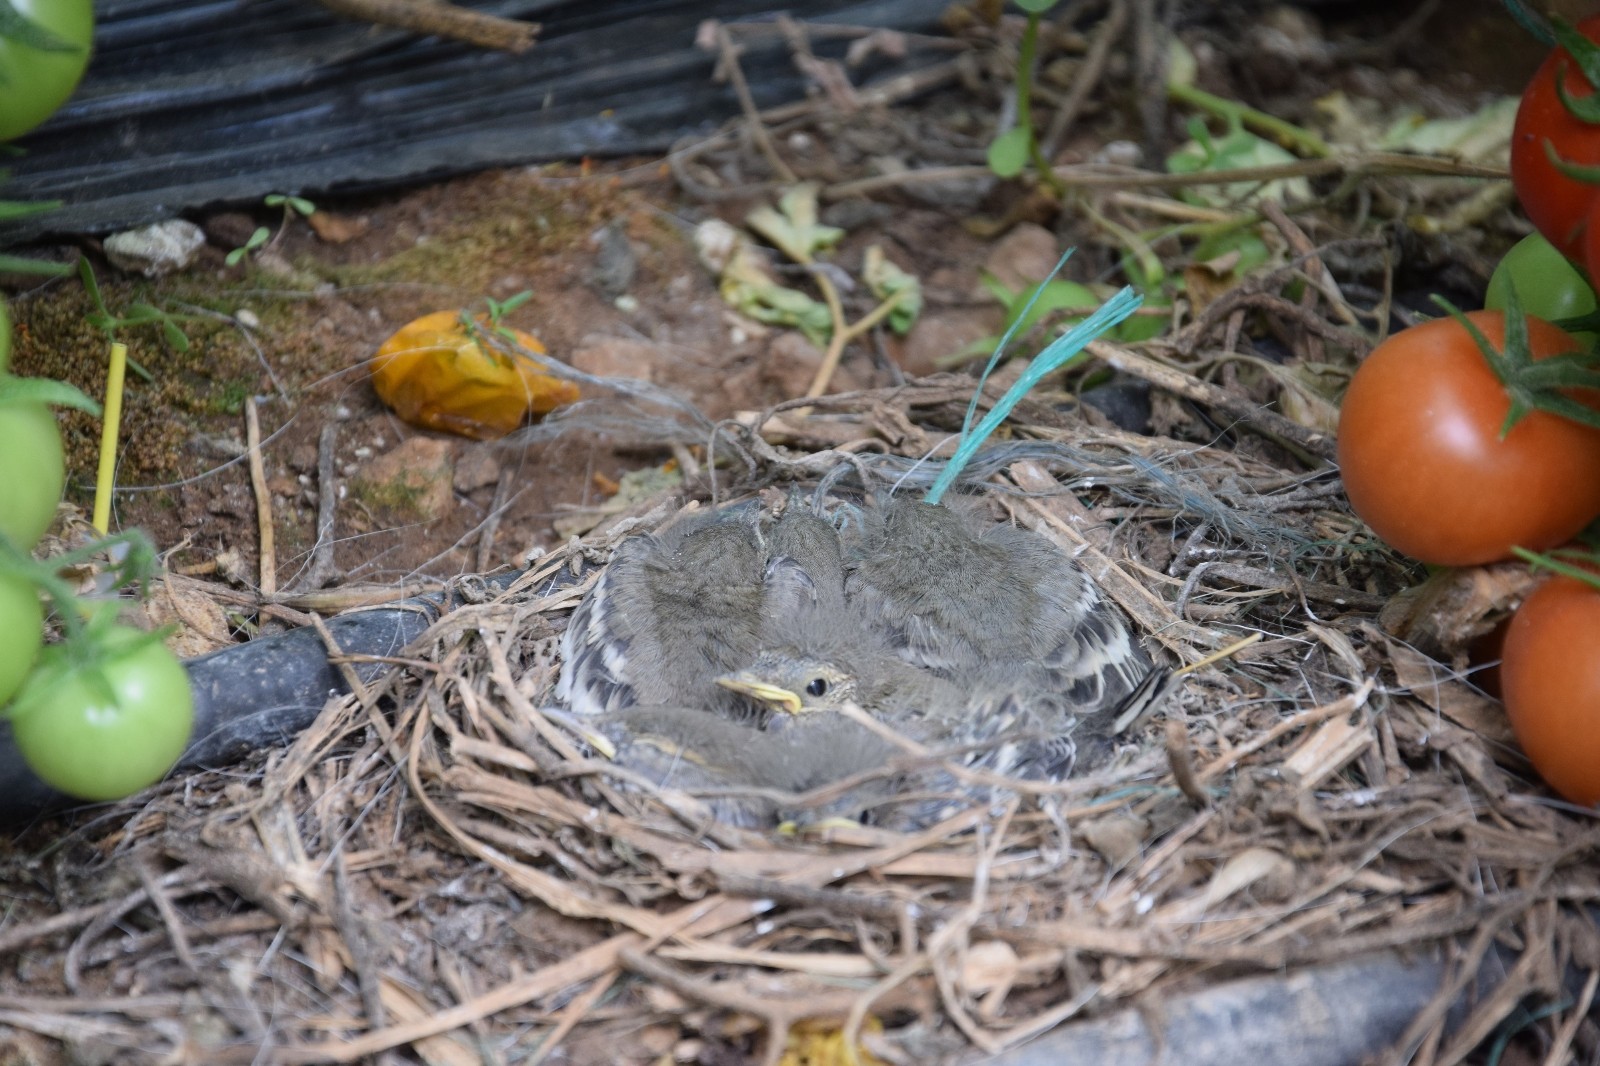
[570,336,657,381]
[897,308,1001,378]
[352,436,454,522]
[453,447,502,493]
[103,219,208,277]
[759,331,874,399]
[981,221,1060,293]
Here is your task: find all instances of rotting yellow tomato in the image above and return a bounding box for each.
[1500,571,1600,806]
[369,311,579,440]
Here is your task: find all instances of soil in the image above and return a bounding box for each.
[1,2,1593,1064]
[3,0,1543,617]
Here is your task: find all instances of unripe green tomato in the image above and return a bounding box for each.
[7,626,195,801]
[0,401,64,549]
[0,0,95,142]
[0,570,42,706]
[1485,233,1600,349]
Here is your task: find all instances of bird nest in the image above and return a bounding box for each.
[4,367,1598,1066]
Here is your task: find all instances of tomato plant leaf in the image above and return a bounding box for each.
[1551,16,1600,101]
[0,198,61,221]
[861,245,922,335]
[746,184,843,265]
[987,126,1033,179]
[0,374,101,415]
[1511,545,1600,592]
[1554,61,1600,125]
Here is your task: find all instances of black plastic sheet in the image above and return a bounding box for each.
[2,0,943,242]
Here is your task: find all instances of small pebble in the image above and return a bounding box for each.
[235,308,260,330]
[103,219,207,277]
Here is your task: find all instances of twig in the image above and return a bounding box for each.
[1087,340,1338,462]
[709,22,797,184]
[1040,0,1128,161]
[1165,719,1210,808]
[527,971,617,1066]
[315,0,537,52]
[1542,967,1599,1066]
[475,467,515,573]
[288,422,342,594]
[133,859,196,975]
[244,398,276,597]
[806,287,909,399]
[822,152,1508,201]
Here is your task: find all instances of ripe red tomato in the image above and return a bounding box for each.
[1500,572,1600,806]
[1337,312,1600,566]
[1512,15,1600,262]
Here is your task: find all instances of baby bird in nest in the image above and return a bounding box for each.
[555,503,844,719]
[559,492,1168,827]
[845,495,1158,718]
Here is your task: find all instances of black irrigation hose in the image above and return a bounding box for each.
[0,568,552,824]
[966,944,1573,1066]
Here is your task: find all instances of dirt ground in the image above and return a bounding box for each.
[4,2,1598,1064]
[2,0,1548,615]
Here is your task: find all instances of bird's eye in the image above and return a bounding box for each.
[806,678,829,697]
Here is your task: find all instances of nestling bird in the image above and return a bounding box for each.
[845,495,1156,721]
[592,704,900,829]
[556,503,847,719]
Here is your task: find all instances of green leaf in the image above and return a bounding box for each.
[1550,16,1600,103]
[287,196,316,217]
[0,198,61,221]
[1165,121,1310,206]
[745,183,843,264]
[0,254,71,276]
[0,374,102,415]
[485,290,534,324]
[162,319,189,352]
[1014,0,1060,12]
[987,126,1033,179]
[862,245,922,334]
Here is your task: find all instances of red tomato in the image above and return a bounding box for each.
[1512,15,1600,262]
[1336,312,1600,566]
[1500,572,1600,806]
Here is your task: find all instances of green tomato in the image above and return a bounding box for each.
[0,400,63,549]
[1485,233,1600,349]
[0,0,94,143]
[0,569,41,706]
[7,625,194,801]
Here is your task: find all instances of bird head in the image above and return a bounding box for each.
[715,650,859,715]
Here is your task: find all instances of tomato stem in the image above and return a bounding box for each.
[0,528,161,646]
[1512,544,1600,593]
[1434,291,1600,436]
[1550,17,1600,115]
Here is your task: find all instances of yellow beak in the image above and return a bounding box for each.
[716,673,804,714]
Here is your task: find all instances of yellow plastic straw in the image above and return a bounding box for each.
[92,342,128,535]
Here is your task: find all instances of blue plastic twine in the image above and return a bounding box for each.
[924,250,1143,505]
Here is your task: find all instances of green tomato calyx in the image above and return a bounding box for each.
[1434,288,1600,438]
